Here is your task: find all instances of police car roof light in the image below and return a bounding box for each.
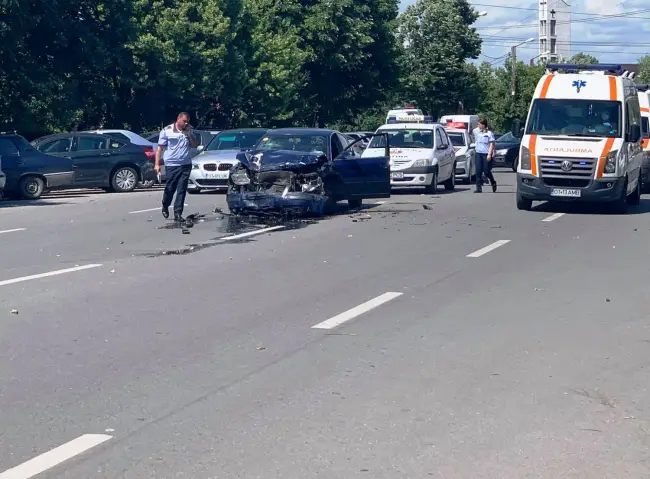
[387,114,434,124]
[635,84,650,92]
[546,63,623,74]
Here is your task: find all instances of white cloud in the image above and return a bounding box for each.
[398,0,650,65]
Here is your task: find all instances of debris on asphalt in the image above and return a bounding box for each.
[256,345,266,350]
[422,204,433,210]
[110,269,116,273]
[181,229,190,234]
[10,309,18,314]
[119,241,124,244]
[605,298,611,302]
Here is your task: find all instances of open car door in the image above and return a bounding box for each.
[334,132,390,199]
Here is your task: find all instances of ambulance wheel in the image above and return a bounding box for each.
[627,176,641,206]
[611,177,628,214]
[512,156,518,172]
[444,163,456,191]
[516,191,532,211]
[348,198,362,208]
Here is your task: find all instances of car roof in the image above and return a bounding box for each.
[217,128,268,133]
[444,128,467,134]
[33,132,117,141]
[377,123,440,130]
[268,128,335,135]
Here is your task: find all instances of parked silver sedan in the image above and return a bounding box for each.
[188,128,269,194]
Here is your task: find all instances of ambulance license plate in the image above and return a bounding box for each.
[391,172,404,179]
[550,188,581,197]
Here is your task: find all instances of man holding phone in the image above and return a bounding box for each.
[155,112,199,222]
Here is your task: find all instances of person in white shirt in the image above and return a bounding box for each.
[473,118,497,193]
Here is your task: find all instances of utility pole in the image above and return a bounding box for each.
[511,46,517,99]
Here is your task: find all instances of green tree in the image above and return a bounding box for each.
[398,0,482,118]
[566,53,599,64]
[638,55,650,83]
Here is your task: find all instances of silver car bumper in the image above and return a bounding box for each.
[189,167,229,191]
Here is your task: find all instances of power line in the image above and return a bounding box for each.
[472,3,650,17]
[479,1,539,40]
[475,9,650,30]
[484,37,650,46]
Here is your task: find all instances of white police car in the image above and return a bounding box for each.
[361,114,456,193]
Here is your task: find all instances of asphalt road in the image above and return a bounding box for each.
[1,170,650,478]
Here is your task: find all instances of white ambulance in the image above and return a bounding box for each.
[637,84,650,189]
[439,114,479,136]
[512,63,644,213]
[385,105,424,124]
[363,114,456,193]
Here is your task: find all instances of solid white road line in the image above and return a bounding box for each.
[466,240,511,258]
[542,212,565,222]
[375,201,387,205]
[311,292,403,329]
[0,434,112,479]
[0,228,26,234]
[218,226,285,241]
[129,203,189,214]
[0,264,103,287]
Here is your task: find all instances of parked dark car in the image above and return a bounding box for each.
[492,132,521,172]
[226,128,390,215]
[0,134,75,199]
[31,133,156,192]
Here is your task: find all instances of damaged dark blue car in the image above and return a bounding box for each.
[226,128,391,216]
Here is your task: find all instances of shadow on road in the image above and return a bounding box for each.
[532,198,650,216]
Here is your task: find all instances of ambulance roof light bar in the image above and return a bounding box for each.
[545,63,624,75]
[387,114,435,124]
[635,84,649,92]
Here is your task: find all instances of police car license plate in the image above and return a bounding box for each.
[391,172,404,179]
[205,172,228,179]
[550,188,581,197]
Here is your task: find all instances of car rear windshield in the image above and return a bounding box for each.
[447,133,466,146]
[368,129,433,149]
[525,99,622,137]
[206,131,266,150]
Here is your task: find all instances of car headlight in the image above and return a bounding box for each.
[519,146,531,170]
[496,148,508,155]
[192,163,199,169]
[231,170,250,185]
[603,150,618,174]
[412,159,430,167]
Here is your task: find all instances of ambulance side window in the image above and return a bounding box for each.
[626,97,641,137]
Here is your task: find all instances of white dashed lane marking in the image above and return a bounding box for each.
[311,292,403,329]
[0,228,26,234]
[0,264,103,287]
[542,212,565,222]
[466,240,511,258]
[0,434,112,478]
[129,204,188,214]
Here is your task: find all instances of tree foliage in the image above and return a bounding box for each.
[0,0,625,140]
[566,53,599,65]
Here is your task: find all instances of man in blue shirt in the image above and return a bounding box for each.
[474,118,497,193]
[155,112,199,222]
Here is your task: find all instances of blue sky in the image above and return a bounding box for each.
[398,0,650,66]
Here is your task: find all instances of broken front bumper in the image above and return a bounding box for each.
[226,190,329,215]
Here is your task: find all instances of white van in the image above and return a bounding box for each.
[512,63,644,213]
[439,115,479,136]
[363,114,456,193]
[637,85,650,189]
[385,106,424,124]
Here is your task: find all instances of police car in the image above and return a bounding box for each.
[362,114,456,193]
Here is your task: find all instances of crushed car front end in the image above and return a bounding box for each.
[226,150,331,216]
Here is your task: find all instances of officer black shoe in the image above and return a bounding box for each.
[162,205,169,219]
[174,214,184,223]
[474,188,482,193]
[492,182,497,193]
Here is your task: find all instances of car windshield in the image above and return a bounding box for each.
[367,129,433,149]
[496,132,517,143]
[642,117,649,138]
[525,99,622,137]
[256,134,328,153]
[206,131,266,151]
[447,133,465,147]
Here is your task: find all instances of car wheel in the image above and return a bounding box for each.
[444,163,456,191]
[348,198,362,208]
[111,166,138,193]
[424,171,437,194]
[19,175,45,200]
[512,156,518,172]
[516,190,532,210]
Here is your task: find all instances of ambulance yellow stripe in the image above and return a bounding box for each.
[608,76,617,100]
[529,134,538,176]
[539,75,554,98]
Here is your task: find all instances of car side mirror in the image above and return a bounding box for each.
[511,119,523,138]
[197,145,204,152]
[629,124,641,143]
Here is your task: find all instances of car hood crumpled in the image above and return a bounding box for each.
[237,149,328,173]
